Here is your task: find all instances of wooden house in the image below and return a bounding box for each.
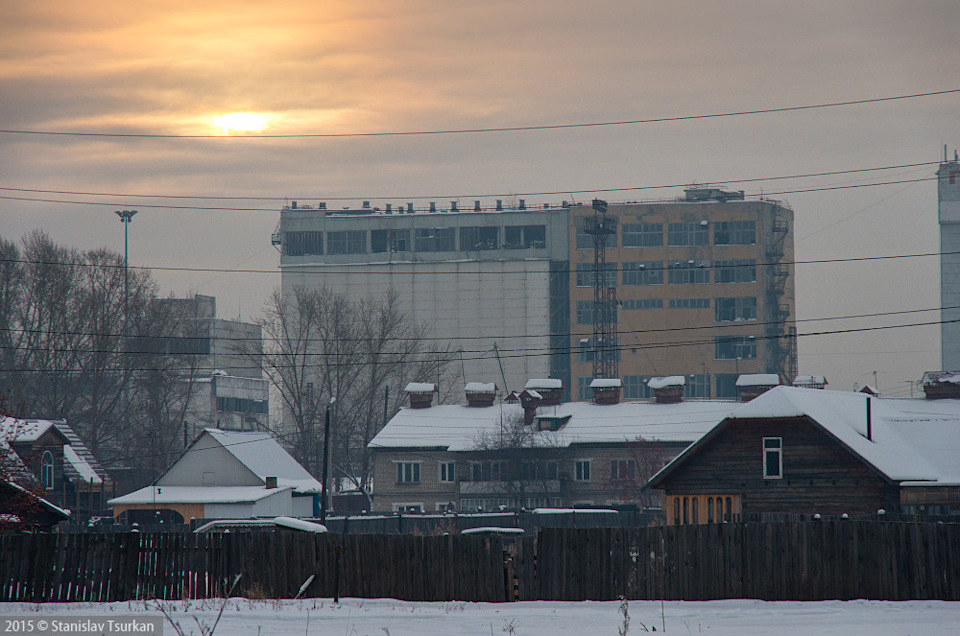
[648,386,960,524]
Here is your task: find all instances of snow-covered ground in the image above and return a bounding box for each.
[2,598,958,635]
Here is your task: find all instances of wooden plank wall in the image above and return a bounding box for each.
[0,522,957,603]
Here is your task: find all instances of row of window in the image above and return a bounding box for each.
[575,260,758,287]
[284,225,548,256]
[394,459,632,484]
[575,297,757,324]
[575,373,760,400]
[672,495,741,525]
[216,396,269,415]
[578,221,757,249]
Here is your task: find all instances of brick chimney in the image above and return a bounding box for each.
[921,371,960,399]
[405,382,437,408]
[648,376,686,404]
[265,476,278,489]
[736,374,781,401]
[524,379,562,406]
[590,378,622,405]
[465,382,497,407]
[518,389,543,426]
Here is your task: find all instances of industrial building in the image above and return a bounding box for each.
[274,189,797,400]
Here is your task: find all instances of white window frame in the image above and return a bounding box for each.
[438,461,456,483]
[763,437,783,479]
[574,459,592,482]
[395,461,421,484]
[41,450,55,490]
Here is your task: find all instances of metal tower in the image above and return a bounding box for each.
[583,199,618,379]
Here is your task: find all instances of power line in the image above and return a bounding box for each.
[0,161,940,202]
[0,175,940,211]
[1,89,957,139]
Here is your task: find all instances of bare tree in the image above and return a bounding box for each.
[244,285,455,496]
[607,438,672,509]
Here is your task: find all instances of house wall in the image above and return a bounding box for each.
[113,502,205,523]
[159,433,261,488]
[372,450,461,512]
[658,417,899,518]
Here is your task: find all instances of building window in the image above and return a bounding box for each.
[396,462,421,484]
[41,450,55,490]
[577,220,615,249]
[217,396,269,415]
[715,297,757,322]
[521,460,557,480]
[669,298,710,309]
[686,374,710,398]
[691,497,699,524]
[576,301,619,325]
[668,222,708,246]
[504,225,546,249]
[576,263,617,287]
[714,221,756,245]
[668,261,710,285]
[673,498,681,525]
[715,336,757,360]
[622,223,663,247]
[470,461,507,482]
[610,459,636,481]
[714,259,757,284]
[370,229,410,253]
[715,374,739,398]
[621,298,663,310]
[460,226,499,251]
[763,437,783,479]
[622,261,664,286]
[439,462,456,483]
[577,376,593,401]
[683,497,689,524]
[415,227,456,252]
[327,230,366,254]
[284,231,323,256]
[575,460,591,482]
[623,375,656,399]
[577,336,620,363]
[707,497,714,523]
[394,503,423,513]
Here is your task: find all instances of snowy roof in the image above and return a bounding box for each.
[465,382,496,393]
[63,446,102,484]
[109,485,293,506]
[647,376,686,389]
[0,417,60,443]
[369,399,738,451]
[55,421,110,484]
[589,378,622,388]
[525,379,562,390]
[793,375,827,386]
[922,371,960,386]
[199,429,323,494]
[405,382,437,393]
[652,386,960,486]
[736,374,780,387]
[194,516,327,533]
[2,478,71,518]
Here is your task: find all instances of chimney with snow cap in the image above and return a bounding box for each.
[920,371,960,399]
[524,379,562,406]
[465,382,497,407]
[648,376,686,404]
[519,389,542,426]
[405,382,438,408]
[590,378,622,405]
[736,374,781,401]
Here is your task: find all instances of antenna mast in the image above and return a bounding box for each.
[584,199,618,379]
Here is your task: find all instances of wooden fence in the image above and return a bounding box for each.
[2,521,958,603]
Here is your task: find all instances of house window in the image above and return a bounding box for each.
[763,437,782,479]
[622,261,664,286]
[575,460,591,482]
[610,459,636,481]
[622,223,663,247]
[707,497,714,523]
[439,462,456,483]
[396,462,421,484]
[673,498,680,525]
[714,221,756,245]
[394,503,423,513]
[41,450,55,490]
[683,497,689,524]
[470,461,506,481]
[691,498,699,524]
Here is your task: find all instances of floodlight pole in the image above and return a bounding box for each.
[320,397,335,523]
[114,210,138,330]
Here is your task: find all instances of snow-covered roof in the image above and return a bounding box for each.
[589,378,622,388]
[648,376,686,389]
[736,374,780,387]
[109,485,292,506]
[55,421,110,484]
[922,371,960,386]
[525,379,562,390]
[369,399,738,451]
[2,479,71,518]
[194,516,327,533]
[200,429,323,494]
[63,446,102,484]
[0,417,59,443]
[793,375,827,386]
[653,386,960,486]
[465,382,496,393]
[405,382,436,393]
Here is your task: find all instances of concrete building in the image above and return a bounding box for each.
[275,189,796,400]
[939,150,960,370]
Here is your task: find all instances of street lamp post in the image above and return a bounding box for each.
[114,210,138,325]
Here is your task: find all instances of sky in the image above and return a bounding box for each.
[1,1,959,396]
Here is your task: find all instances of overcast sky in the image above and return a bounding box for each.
[2,1,958,396]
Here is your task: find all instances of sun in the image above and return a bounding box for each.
[211,112,271,135]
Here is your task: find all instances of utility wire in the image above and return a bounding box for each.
[0,161,940,202]
[1,89,957,139]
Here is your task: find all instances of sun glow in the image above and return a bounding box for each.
[212,112,271,135]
